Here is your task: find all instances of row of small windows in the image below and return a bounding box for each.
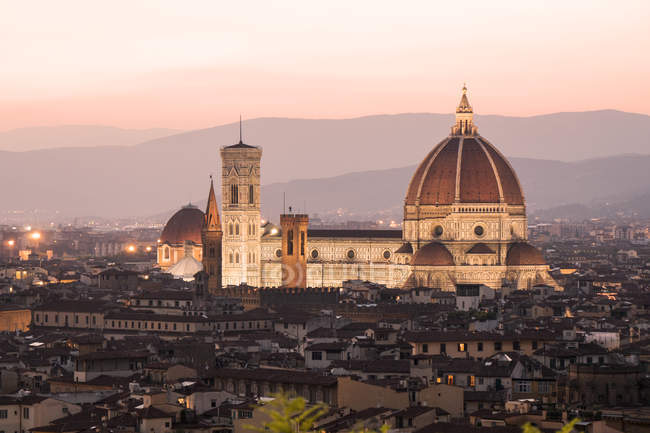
[458,207,500,213]
[107,319,269,331]
[38,313,97,325]
[276,249,392,261]
[420,340,534,353]
[229,184,256,205]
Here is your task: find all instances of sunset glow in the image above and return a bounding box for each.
[1,1,649,130]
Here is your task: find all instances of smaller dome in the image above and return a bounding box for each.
[506,242,546,266]
[168,255,203,281]
[466,243,495,254]
[161,205,204,244]
[413,242,454,266]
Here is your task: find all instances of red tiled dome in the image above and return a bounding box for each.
[413,242,455,266]
[506,242,546,265]
[160,205,204,244]
[405,136,524,206]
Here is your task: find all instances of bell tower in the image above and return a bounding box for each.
[220,120,263,287]
[201,176,223,292]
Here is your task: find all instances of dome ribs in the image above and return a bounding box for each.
[417,138,459,205]
[459,138,500,203]
[481,139,525,205]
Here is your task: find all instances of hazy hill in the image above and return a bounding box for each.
[0,111,649,218]
[0,125,181,151]
[260,155,650,222]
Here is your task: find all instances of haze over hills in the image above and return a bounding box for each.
[260,154,650,223]
[0,125,181,151]
[0,110,649,220]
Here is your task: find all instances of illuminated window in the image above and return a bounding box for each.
[458,343,466,352]
[436,377,442,384]
[470,376,475,387]
[447,375,454,385]
[163,246,170,260]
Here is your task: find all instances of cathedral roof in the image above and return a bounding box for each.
[412,242,455,266]
[405,87,524,207]
[160,205,204,245]
[506,242,546,266]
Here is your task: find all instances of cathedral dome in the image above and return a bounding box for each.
[405,87,524,207]
[506,242,546,266]
[160,205,204,244]
[412,242,454,266]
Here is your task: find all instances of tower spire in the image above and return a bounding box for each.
[204,175,221,231]
[451,84,477,136]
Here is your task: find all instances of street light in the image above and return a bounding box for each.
[31,232,41,240]
[127,245,136,253]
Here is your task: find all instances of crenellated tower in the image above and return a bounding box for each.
[220,121,262,287]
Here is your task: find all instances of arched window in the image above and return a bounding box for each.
[229,223,233,235]
[235,224,240,236]
[230,184,239,204]
[249,185,254,204]
[235,252,240,264]
[229,253,234,263]
[163,246,170,260]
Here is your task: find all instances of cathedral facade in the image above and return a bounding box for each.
[159,87,557,292]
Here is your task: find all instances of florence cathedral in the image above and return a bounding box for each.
[157,87,558,292]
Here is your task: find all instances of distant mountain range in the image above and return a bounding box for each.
[0,125,181,151]
[0,110,648,220]
[259,154,650,223]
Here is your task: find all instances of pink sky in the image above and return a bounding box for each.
[1,0,649,130]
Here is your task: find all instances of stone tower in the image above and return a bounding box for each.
[220,127,262,287]
[280,213,309,288]
[201,177,223,292]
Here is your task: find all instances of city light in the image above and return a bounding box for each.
[25,226,32,231]
[127,245,136,252]
[145,246,152,252]
[31,232,41,240]
[7,240,15,246]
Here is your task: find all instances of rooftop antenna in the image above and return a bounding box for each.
[239,114,243,144]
